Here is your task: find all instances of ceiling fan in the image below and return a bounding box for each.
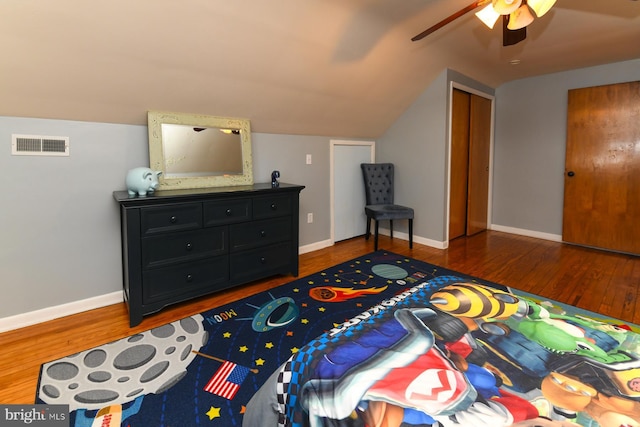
[411,0,557,46]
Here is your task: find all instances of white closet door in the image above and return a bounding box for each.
[332,142,374,242]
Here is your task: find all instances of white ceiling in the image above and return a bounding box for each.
[1,0,639,138]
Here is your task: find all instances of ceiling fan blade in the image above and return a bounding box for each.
[411,1,485,42]
[502,14,527,46]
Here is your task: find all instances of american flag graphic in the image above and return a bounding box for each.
[204,361,251,399]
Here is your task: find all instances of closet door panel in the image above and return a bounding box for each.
[466,94,492,236]
[449,89,471,239]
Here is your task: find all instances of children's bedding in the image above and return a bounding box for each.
[243,276,640,427]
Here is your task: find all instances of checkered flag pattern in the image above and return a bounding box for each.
[276,336,333,426]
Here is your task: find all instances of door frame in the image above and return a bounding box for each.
[330,139,375,244]
[445,82,495,246]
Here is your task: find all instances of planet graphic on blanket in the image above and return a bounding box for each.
[371,264,408,280]
[38,314,208,411]
[247,293,299,332]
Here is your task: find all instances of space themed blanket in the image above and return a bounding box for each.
[36,251,640,427]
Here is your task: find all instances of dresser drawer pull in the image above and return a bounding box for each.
[260,230,267,238]
[270,203,277,210]
[170,216,177,223]
[260,257,266,264]
[225,209,233,216]
[185,242,193,251]
[186,274,193,282]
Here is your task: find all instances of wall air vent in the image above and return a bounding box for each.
[12,134,70,156]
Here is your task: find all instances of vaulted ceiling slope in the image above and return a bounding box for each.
[1,0,639,138]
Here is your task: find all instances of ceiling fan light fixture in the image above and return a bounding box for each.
[475,4,501,29]
[507,4,535,30]
[527,0,556,17]
[492,0,522,15]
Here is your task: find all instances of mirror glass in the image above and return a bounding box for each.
[148,111,253,190]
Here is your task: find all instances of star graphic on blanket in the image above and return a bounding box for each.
[265,342,274,349]
[239,345,248,352]
[256,358,265,366]
[223,332,231,338]
[206,406,221,420]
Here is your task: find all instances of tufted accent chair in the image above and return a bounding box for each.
[361,163,414,251]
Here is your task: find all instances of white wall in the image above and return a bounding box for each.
[252,133,332,246]
[492,59,640,237]
[0,117,337,327]
[0,117,148,325]
[377,70,449,243]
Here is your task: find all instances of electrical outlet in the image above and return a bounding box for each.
[306,154,312,165]
[307,213,313,223]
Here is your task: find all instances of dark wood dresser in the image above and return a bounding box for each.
[113,183,305,326]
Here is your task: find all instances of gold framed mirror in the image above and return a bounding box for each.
[148,111,253,190]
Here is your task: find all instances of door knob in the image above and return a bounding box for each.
[567,171,575,177]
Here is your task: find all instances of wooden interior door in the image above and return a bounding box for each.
[466,94,492,235]
[450,89,471,239]
[563,81,640,254]
[449,89,492,239]
[332,142,374,242]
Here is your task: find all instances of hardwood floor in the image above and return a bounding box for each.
[1,230,638,405]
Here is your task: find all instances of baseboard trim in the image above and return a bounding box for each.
[300,239,333,254]
[1,240,335,333]
[490,224,562,242]
[376,228,447,250]
[414,235,447,250]
[379,225,561,248]
[0,291,124,333]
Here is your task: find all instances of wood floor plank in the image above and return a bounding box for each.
[1,230,638,405]
[612,257,640,324]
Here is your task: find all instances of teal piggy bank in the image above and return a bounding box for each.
[126,167,163,196]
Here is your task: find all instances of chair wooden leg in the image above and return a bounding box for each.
[409,218,413,249]
[374,220,379,251]
[389,220,394,239]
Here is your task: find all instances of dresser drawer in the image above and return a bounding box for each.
[141,203,202,236]
[253,194,291,219]
[230,242,291,281]
[204,198,251,226]
[141,227,227,269]
[142,256,229,305]
[229,217,291,252]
